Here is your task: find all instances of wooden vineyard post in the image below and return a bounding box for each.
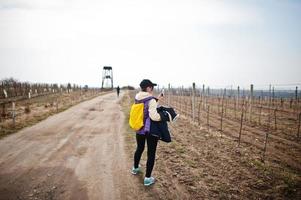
[238,99,245,147]
[258,96,262,124]
[224,89,227,117]
[220,89,225,136]
[297,112,301,139]
[198,101,201,126]
[177,89,181,110]
[274,108,277,130]
[202,84,205,110]
[190,99,193,120]
[236,86,240,119]
[187,96,189,118]
[182,86,185,113]
[295,86,298,108]
[178,87,181,112]
[168,83,171,106]
[295,86,298,103]
[262,101,272,162]
[207,87,211,114]
[203,95,205,111]
[224,97,227,117]
[244,98,248,121]
[185,93,189,119]
[204,95,207,114]
[192,82,196,122]
[249,84,254,122]
[174,90,177,109]
[259,106,262,125]
[25,100,30,114]
[177,87,179,112]
[234,96,237,119]
[219,97,222,114]
[207,105,210,131]
[171,86,174,106]
[170,88,173,106]
[181,89,184,112]
[12,102,16,127]
[182,94,185,116]
[272,86,275,106]
[180,86,183,113]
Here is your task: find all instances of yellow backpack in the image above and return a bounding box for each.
[129,103,144,131]
[129,97,153,131]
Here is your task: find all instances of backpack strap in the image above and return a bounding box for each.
[135,96,155,104]
[135,96,155,134]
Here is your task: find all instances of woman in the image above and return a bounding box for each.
[131,79,163,186]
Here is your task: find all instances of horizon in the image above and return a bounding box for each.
[1,76,300,93]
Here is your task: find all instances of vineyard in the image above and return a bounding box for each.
[161,83,301,163]
[0,79,103,136]
[122,88,301,199]
[121,83,301,199]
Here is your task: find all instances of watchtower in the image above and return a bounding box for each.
[101,66,113,89]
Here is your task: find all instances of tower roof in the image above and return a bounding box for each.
[103,66,112,70]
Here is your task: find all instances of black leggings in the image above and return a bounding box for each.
[134,133,159,177]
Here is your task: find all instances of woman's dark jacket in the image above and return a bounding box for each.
[150,106,172,143]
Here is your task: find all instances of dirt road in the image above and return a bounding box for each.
[0,92,142,200]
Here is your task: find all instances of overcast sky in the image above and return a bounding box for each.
[0,0,300,89]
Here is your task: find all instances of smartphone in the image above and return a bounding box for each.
[160,89,165,96]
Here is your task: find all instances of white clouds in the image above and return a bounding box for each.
[0,0,299,87]
[0,0,262,45]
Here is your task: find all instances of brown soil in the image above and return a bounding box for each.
[122,91,301,199]
[0,91,300,200]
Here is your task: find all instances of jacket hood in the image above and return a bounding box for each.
[135,91,153,101]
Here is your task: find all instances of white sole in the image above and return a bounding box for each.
[144,182,155,186]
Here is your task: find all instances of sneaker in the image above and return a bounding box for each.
[144,177,155,186]
[131,166,141,175]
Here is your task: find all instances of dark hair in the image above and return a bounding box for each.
[141,86,153,92]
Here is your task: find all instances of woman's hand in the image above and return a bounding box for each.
[157,94,164,104]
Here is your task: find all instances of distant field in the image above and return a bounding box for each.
[0,80,106,136]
